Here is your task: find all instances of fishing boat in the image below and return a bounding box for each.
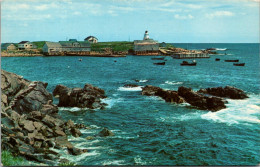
[180,60,197,66]
[215,58,220,61]
[153,62,165,65]
[225,59,239,62]
[233,63,245,66]
[151,57,165,60]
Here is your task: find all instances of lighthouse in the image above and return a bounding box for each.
[143,30,149,40]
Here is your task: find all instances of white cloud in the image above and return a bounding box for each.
[174,14,194,19]
[206,11,234,19]
[73,11,81,15]
[186,4,202,9]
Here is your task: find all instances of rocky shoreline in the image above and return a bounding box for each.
[1,69,249,165]
[1,70,110,165]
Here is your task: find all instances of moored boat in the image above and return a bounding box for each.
[225,59,239,62]
[151,57,165,60]
[233,63,245,66]
[153,62,165,65]
[180,60,197,66]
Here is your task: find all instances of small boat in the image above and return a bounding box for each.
[154,62,165,65]
[151,57,165,60]
[215,58,220,61]
[233,63,245,66]
[225,59,239,62]
[180,60,197,66]
[78,59,82,61]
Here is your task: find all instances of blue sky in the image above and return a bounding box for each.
[1,0,259,43]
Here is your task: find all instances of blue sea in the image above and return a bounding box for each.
[1,43,260,165]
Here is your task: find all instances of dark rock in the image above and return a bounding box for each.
[99,128,114,137]
[67,146,88,155]
[40,104,58,115]
[55,136,73,148]
[42,115,56,128]
[123,84,139,88]
[142,85,185,104]
[65,120,75,128]
[178,86,226,111]
[71,128,82,137]
[23,120,35,132]
[13,82,53,114]
[54,126,66,136]
[53,84,107,109]
[198,86,248,99]
[75,123,86,129]
[33,141,42,148]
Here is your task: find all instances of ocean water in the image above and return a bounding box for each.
[1,43,260,165]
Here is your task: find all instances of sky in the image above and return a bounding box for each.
[1,0,259,43]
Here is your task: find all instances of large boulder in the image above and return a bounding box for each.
[142,85,185,104]
[1,70,30,112]
[12,82,53,114]
[198,86,248,99]
[178,86,226,111]
[53,84,107,109]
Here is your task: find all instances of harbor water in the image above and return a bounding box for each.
[1,43,260,165]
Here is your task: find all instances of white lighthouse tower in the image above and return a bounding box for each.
[143,30,149,40]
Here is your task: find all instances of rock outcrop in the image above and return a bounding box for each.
[53,84,107,109]
[178,86,227,111]
[142,85,185,104]
[98,128,114,137]
[198,86,248,99]
[1,70,88,165]
[142,85,228,111]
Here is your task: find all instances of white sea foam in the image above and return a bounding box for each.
[165,81,183,85]
[216,48,227,51]
[201,95,260,125]
[101,97,124,108]
[134,155,147,165]
[102,160,125,165]
[118,86,143,91]
[138,80,148,83]
[59,107,86,112]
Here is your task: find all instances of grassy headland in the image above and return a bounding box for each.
[91,41,134,52]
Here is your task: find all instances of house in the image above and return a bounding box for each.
[18,41,37,50]
[59,41,91,52]
[18,41,29,50]
[84,36,98,43]
[1,43,17,51]
[42,42,62,54]
[133,31,159,55]
[43,41,91,55]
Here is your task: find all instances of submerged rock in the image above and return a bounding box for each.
[53,84,107,109]
[198,86,248,99]
[98,128,114,137]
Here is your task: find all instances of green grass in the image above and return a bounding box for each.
[1,150,29,166]
[91,41,134,52]
[32,41,46,49]
[58,162,77,166]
